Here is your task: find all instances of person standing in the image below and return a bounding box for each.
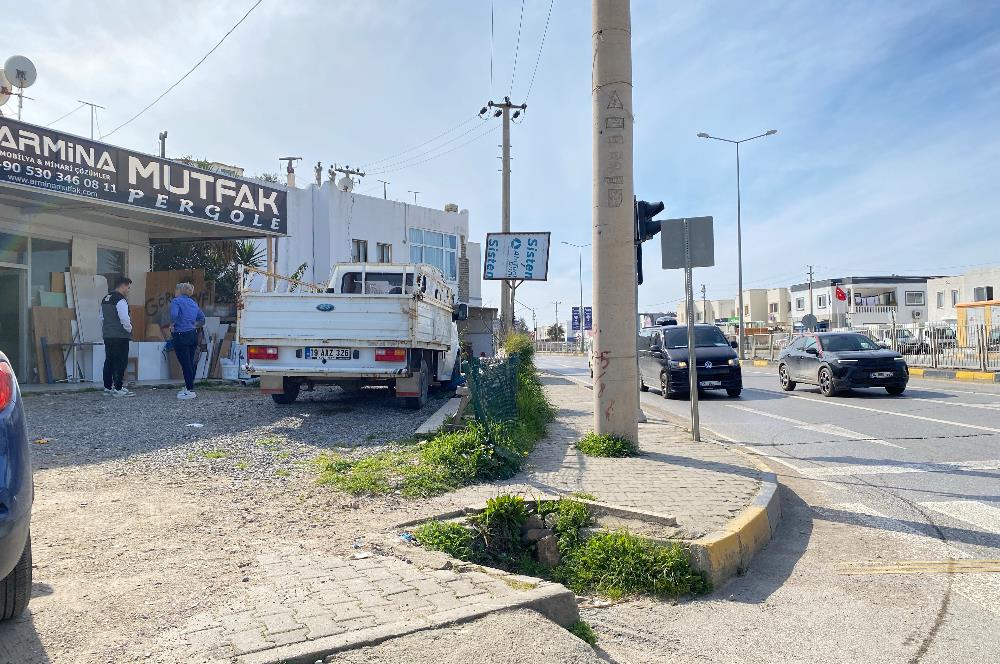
[99,276,135,397]
[170,282,205,400]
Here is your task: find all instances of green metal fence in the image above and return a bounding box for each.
[466,355,521,424]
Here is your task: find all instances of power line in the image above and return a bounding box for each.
[102,0,264,139]
[45,102,86,128]
[508,0,527,95]
[524,0,556,101]
[358,116,481,169]
[366,121,500,176]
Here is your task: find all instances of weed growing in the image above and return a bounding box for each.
[413,520,478,560]
[537,498,593,553]
[199,449,228,460]
[576,432,638,458]
[470,495,530,564]
[568,620,597,646]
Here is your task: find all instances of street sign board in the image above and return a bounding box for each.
[571,306,581,331]
[584,306,592,331]
[660,217,714,269]
[483,232,551,281]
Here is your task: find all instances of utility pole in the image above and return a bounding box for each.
[552,301,562,341]
[158,130,168,158]
[808,265,815,318]
[333,164,366,185]
[592,0,638,441]
[280,157,302,188]
[78,100,105,140]
[701,284,708,323]
[480,96,526,336]
[408,190,420,204]
[377,179,390,199]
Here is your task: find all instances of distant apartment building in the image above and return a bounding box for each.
[789,276,940,329]
[766,287,792,326]
[738,289,770,325]
[926,266,1000,323]
[677,299,734,324]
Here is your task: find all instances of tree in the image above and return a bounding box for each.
[253,172,281,184]
[546,324,565,341]
[513,317,531,336]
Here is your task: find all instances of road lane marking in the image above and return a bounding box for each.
[801,459,1000,477]
[726,405,905,449]
[779,393,1000,434]
[906,397,1000,411]
[920,501,1000,536]
[837,560,1000,574]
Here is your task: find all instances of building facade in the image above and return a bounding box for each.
[789,276,939,329]
[765,287,792,326]
[926,266,1000,324]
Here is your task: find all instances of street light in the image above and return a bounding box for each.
[697,129,778,358]
[562,240,590,353]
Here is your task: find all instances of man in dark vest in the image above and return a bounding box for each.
[99,276,135,397]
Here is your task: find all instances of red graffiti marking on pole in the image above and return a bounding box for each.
[604,400,615,421]
[596,350,611,398]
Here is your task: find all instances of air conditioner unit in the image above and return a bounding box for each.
[912,310,922,320]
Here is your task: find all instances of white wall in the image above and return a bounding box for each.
[927,267,1000,323]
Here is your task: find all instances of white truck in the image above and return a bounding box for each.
[237,263,467,407]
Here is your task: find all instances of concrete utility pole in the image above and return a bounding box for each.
[158,131,168,158]
[701,284,708,322]
[333,164,366,186]
[592,0,638,441]
[377,179,390,199]
[481,96,526,336]
[408,190,420,204]
[78,100,105,140]
[552,301,562,340]
[808,265,815,318]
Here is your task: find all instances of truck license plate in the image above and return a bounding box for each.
[306,347,351,360]
[871,371,894,378]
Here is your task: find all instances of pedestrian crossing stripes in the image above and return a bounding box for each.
[921,500,1000,536]
[754,456,1000,478]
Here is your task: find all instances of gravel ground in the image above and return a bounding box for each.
[327,609,605,664]
[26,383,451,481]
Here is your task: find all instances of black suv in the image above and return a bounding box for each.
[639,324,742,399]
[778,332,908,397]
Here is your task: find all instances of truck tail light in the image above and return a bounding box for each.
[375,348,407,362]
[248,345,279,360]
[0,362,14,410]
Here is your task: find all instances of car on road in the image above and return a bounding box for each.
[638,324,743,399]
[0,352,32,620]
[778,332,908,397]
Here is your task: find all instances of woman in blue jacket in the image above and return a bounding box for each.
[170,282,205,399]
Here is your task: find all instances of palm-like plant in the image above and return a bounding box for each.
[234,240,265,268]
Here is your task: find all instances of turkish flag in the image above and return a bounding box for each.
[835,286,847,301]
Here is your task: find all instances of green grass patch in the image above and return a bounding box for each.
[256,436,284,449]
[413,520,478,560]
[576,432,638,458]
[537,497,593,553]
[570,491,598,501]
[568,620,597,646]
[199,449,228,459]
[314,350,553,498]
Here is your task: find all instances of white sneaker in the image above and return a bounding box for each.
[103,387,114,395]
[177,390,196,400]
[113,388,136,397]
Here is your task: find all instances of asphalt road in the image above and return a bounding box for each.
[537,354,1000,663]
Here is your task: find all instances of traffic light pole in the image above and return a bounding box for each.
[592,0,638,441]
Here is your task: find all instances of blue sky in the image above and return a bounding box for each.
[8,0,1000,325]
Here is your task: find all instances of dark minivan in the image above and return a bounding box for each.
[639,324,742,399]
[0,352,32,620]
[777,332,908,397]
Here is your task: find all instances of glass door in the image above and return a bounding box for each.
[0,266,27,380]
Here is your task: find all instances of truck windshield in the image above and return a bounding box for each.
[662,327,730,349]
[341,272,415,294]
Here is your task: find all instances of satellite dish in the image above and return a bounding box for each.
[4,55,37,89]
[0,70,10,106]
[337,175,354,192]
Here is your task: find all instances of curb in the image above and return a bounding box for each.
[414,396,462,436]
[740,359,999,383]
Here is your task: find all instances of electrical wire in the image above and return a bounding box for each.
[508,0,526,96]
[357,116,482,169]
[366,120,499,175]
[101,0,264,139]
[46,102,86,128]
[367,123,501,177]
[524,0,555,101]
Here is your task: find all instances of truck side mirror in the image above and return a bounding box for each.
[452,303,469,322]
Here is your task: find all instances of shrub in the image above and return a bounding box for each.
[470,494,530,564]
[558,531,711,599]
[568,620,597,646]
[537,498,592,553]
[413,521,478,561]
[576,432,638,458]
[502,333,536,370]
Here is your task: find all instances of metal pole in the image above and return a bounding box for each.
[592,0,638,441]
[578,247,585,353]
[500,105,512,335]
[684,219,700,441]
[736,142,745,358]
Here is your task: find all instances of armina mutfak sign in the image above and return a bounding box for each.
[0,116,286,234]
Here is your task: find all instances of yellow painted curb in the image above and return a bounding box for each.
[909,367,925,376]
[753,360,769,367]
[955,370,995,382]
[690,506,773,586]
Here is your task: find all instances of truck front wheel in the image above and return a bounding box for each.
[271,379,301,405]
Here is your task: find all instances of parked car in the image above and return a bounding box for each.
[638,324,743,399]
[871,328,928,354]
[778,332,908,397]
[0,351,32,620]
[922,325,958,349]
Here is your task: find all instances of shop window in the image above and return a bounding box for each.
[97,247,127,287]
[0,231,28,265]
[31,238,71,306]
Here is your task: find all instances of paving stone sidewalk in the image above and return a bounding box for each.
[523,375,762,536]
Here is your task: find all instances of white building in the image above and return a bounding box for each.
[276,183,481,308]
[926,266,1000,323]
[789,276,940,329]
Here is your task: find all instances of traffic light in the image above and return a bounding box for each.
[635,199,665,242]
[634,199,664,285]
